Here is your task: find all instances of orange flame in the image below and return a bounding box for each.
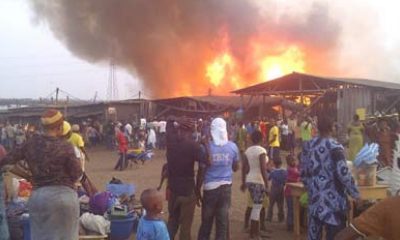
[205,43,306,93]
[206,53,235,87]
[259,46,305,81]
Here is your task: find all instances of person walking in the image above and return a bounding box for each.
[0,109,82,240]
[197,118,240,240]
[166,119,203,240]
[240,130,269,239]
[301,117,360,240]
[114,125,128,171]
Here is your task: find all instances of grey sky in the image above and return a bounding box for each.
[0,0,142,100]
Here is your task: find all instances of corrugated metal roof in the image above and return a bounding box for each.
[232,72,400,94]
[153,95,282,108]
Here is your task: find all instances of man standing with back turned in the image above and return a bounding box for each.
[166,119,203,240]
[197,117,240,240]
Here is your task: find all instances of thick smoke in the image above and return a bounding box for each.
[29,0,341,98]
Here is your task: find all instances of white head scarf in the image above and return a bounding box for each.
[211,117,228,146]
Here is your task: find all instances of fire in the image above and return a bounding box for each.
[206,53,234,87]
[259,46,306,81]
[205,42,306,92]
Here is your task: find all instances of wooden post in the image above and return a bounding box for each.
[299,78,304,105]
[262,94,266,118]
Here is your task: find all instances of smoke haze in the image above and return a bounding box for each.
[29,0,400,98]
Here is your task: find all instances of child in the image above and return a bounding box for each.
[136,188,170,240]
[157,163,170,201]
[284,154,300,231]
[267,157,287,222]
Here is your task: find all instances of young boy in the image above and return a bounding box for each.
[267,157,287,222]
[284,154,300,231]
[136,189,170,240]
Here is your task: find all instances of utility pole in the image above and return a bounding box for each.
[55,87,59,105]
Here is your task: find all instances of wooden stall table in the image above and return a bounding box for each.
[286,182,389,240]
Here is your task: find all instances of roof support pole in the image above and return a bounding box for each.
[261,94,266,119]
[299,78,304,105]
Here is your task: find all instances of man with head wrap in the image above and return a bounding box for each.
[0,109,82,240]
[197,117,240,240]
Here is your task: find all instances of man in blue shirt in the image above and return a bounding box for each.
[197,118,240,240]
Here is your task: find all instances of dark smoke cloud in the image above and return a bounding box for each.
[30,0,341,98]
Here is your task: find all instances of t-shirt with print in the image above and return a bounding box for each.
[136,217,170,240]
[269,126,280,147]
[203,141,239,190]
[245,145,268,184]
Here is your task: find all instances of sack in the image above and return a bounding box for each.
[80,212,110,235]
[89,192,117,216]
[354,143,379,167]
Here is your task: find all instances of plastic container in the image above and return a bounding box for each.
[110,216,135,240]
[355,165,377,186]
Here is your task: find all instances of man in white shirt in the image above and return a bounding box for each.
[158,120,167,150]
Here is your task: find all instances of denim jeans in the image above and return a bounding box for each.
[198,184,231,240]
[267,189,284,221]
[167,192,196,240]
[286,196,293,229]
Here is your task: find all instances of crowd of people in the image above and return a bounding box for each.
[1,109,400,240]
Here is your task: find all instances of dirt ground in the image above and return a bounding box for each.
[86,146,298,240]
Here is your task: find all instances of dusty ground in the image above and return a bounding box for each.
[86,146,299,240]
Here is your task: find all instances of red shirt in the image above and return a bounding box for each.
[116,131,127,153]
[284,166,300,197]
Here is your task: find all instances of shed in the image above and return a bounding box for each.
[151,95,301,120]
[232,72,400,130]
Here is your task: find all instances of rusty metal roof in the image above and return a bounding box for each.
[232,72,400,95]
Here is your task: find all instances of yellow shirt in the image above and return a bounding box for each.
[68,132,85,148]
[269,126,280,147]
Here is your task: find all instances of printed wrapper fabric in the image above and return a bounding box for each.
[0,174,10,240]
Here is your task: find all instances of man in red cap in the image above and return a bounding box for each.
[0,109,82,239]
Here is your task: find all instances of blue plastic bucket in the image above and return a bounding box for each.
[110,216,135,240]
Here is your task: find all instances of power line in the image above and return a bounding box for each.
[0,69,105,79]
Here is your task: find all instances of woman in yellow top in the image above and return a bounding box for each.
[347,114,364,161]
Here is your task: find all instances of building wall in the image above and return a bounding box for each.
[107,103,148,122]
[337,87,373,129]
